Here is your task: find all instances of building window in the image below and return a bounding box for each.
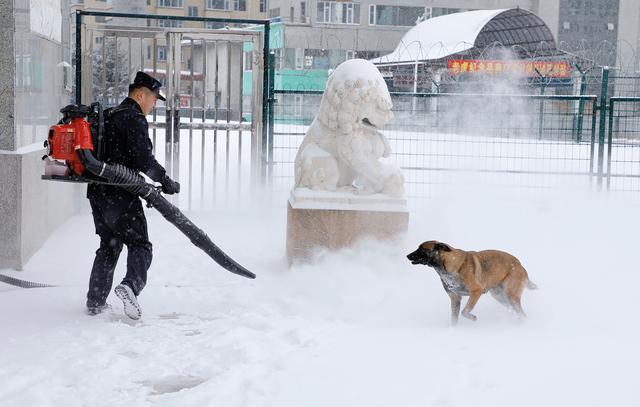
[295,48,304,69]
[188,6,198,16]
[317,1,360,25]
[205,21,225,29]
[422,7,432,21]
[235,0,246,11]
[243,51,251,70]
[157,19,183,28]
[157,0,183,8]
[206,0,229,10]
[157,46,167,61]
[268,7,280,18]
[369,5,426,26]
[95,36,103,45]
[354,50,384,60]
[304,49,329,69]
[294,94,303,117]
[344,3,358,24]
[346,50,354,60]
[300,1,306,22]
[260,0,267,13]
[431,8,462,18]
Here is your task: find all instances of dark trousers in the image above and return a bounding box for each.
[87,194,152,308]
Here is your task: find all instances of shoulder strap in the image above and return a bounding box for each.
[105,104,141,120]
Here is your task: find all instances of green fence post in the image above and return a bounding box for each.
[606,99,615,190]
[538,86,545,140]
[535,68,545,140]
[589,96,597,180]
[597,67,610,188]
[260,20,270,183]
[575,73,587,143]
[267,52,276,184]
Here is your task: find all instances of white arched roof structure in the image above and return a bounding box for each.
[372,8,557,66]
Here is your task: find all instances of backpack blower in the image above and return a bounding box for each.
[38,103,255,281]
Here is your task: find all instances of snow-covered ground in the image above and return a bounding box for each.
[1,180,639,406]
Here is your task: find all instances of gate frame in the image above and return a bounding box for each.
[73,10,272,182]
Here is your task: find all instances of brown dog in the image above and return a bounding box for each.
[407,241,536,324]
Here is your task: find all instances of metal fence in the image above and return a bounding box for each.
[267,64,640,206]
[262,36,640,203]
[268,91,601,206]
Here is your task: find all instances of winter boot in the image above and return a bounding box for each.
[86,303,112,316]
[114,283,142,320]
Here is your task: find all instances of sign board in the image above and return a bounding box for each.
[448,60,571,78]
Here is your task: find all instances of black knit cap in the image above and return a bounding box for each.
[129,71,166,101]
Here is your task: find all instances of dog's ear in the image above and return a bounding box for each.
[434,242,452,252]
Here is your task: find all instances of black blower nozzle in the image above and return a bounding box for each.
[77,149,255,280]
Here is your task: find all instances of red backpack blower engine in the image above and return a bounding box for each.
[43,104,100,180]
[41,103,255,280]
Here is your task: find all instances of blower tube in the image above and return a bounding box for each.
[0,273,55,289]
[77,149,255,280]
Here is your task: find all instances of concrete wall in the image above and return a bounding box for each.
[0,153,20,267]
[0,0,16,151]
[0,0,84,270]
[617,0,640,70]
[0,148,81,270]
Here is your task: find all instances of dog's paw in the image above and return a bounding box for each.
[462,311,477,321]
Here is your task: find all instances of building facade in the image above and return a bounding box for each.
[555,0,640,69]
[264,0,640,90]
[265,0,546,89]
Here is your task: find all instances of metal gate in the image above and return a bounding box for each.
[75,11,269,210]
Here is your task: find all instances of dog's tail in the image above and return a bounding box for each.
[526,279,538,290]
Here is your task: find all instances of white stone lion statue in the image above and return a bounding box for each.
[294,59,405,198]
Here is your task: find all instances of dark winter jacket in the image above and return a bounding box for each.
[87,97,166,203]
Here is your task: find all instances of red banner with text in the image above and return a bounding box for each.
[447,60,571,78]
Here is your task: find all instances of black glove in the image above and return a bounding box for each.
[160,175,180,195]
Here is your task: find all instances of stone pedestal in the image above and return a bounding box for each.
[286,188,409,265]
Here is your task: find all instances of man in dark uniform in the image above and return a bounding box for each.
[86,71,180,319]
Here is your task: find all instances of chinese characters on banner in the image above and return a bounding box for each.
[447,60,570,78]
